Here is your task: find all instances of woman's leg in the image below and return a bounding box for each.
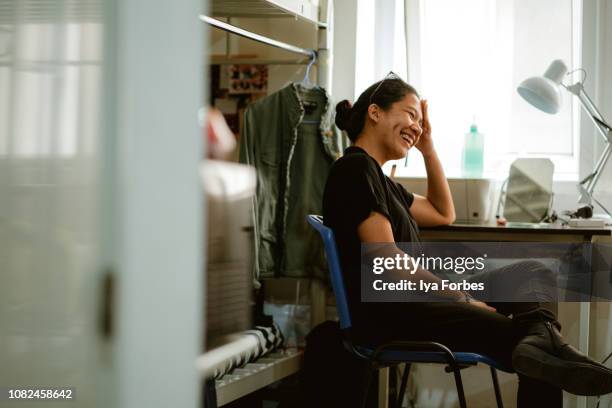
[465,259,559,310]
[517,374,563,408]
[354,301,562,407]
[467,260,612,396]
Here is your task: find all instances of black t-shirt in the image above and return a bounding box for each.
[322,146,421,333]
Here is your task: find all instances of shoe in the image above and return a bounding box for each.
[512,321,612,396]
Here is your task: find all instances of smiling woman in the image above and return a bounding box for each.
[335,73,421,149]
[322,72,612,405]
[333,73,455,228]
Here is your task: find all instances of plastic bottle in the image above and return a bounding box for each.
[462,118,484,177]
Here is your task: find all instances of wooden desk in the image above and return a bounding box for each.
[421,222,611,408]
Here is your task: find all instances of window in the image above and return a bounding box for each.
[355,0,408,96]
[377,0,582,179]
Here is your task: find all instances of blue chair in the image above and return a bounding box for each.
[306,214,513,408]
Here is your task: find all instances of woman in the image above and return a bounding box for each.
[322,75,612,406]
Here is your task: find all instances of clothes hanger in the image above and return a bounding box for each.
[299,50,317,89]
[297,50,323,124]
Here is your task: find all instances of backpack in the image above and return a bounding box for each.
[301,320,379,407]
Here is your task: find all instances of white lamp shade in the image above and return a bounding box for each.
[517,76,563,114]
[517,59,568,114]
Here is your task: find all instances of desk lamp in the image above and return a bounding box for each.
[517,59,612,217]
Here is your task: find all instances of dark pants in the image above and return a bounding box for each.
[355,260,563,408]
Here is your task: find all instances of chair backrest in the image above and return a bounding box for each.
[306,215,352,329]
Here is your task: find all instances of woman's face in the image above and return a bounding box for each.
[374,93,423,160]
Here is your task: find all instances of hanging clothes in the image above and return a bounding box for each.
[240,83,349,279]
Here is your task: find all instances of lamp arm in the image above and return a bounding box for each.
[564,82,612,212]
[581,143,612,195]
[578,86,612,130]
[565,82,612,144]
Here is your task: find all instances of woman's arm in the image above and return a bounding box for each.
[359,212,494,309]
[358,211,495,312]
[410,100,456,227]
[410,149,456,226]
[359,211,460,299]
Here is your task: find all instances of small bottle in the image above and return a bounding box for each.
[462,118,484,177]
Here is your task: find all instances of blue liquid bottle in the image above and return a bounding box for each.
[462,119,484,178]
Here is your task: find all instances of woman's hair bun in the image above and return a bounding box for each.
[335,100,353,131]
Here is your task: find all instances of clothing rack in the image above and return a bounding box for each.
[203,0,332,332]
[201,2,332,90]
[200,7,334,407]
[210,56,313,65]
[201,15,315,58]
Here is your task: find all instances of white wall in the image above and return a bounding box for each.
[113,0,204,407]
[331,0,358,101]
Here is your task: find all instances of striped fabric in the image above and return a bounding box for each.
[211,323,285,379]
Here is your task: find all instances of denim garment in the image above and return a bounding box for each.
[240,83,349,279]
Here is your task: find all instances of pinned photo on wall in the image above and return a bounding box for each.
[228,64,268,94]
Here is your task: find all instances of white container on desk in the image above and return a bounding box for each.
[396,177,494,224]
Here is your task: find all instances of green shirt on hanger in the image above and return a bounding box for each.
[240,83,349,280]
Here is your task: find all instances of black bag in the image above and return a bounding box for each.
[301,320,378,408]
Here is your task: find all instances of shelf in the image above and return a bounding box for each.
[202,15,315,58]
[210,0,326,27]
[215,349,303,406]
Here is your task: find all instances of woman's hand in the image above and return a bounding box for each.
[470,300,497,313]
[461,291,497,312]
[414,99,434,157]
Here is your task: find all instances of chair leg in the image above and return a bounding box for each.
[450,366,467,408]
[360,363,375,408]
[490,367,504,408]
[396,363,411,408]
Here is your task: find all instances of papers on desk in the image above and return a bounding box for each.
[567,218,607,228]
[506,219,611,229]
[505,222,556,229]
